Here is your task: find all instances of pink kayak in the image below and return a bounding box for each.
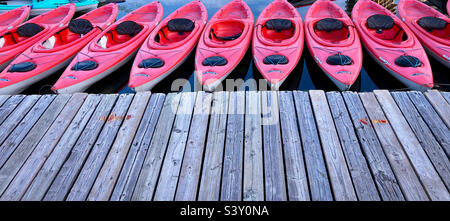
[195,0,254,92]
[0,6,31,35]
[397,0,449,68]
[253,0,304,90]
[305,0,362,91]
[129,0,207,92]
[352,0,433,91]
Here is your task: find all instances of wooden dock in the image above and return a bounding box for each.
[0,90,449,201]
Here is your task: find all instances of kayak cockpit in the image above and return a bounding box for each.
[362,14,413,47]
[154,18,195,45]
[313,18,350,44]
[39,19,95,51]
[0,23,44,48]
[97,21,143,49]
[416,17,449,41]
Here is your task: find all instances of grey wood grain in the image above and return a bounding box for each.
[175,92,212,201]
[292,91,333,201]
[309,90,357,201]
[278,91,309,201]
[408,91,450,157]
[153,92,197,201]
[66,94,134,201]
[198,91,229,201]
[262,91,287,201]
[342,92,405,201]
[110,94,165,201]
[221,91,245,201]
[0,95,25,125]
[132,93,181,201]
[0,95,10,109]
[392,92,450,190]
[424,90,450,128]
[327,92,381,201]
[43,94,118,201]
[88,92,151,201]
[0,94,86,200]
[441,92,450,104]
[374,90,449,201]
[242,91,264,201]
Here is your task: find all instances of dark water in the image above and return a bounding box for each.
[25,0,449,95]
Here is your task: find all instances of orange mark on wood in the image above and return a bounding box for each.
[360,118,369,125]
[101,114,132,122]
[372,119,388,124]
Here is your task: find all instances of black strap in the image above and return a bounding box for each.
[211,29,241,41]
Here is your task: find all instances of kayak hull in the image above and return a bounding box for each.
[0,6,31,35]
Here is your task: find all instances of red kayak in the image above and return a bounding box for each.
[352,0,433,91]
[52,1,163,93]
[305,0,362,91]
[0,4,118,95]
[195,0,254,91]
[129,0,207,92]
[0,4,75,72]
[253,0,304,90]
[397,0,449,68]
[0,6,30,35]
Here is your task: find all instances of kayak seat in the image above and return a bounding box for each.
[315,18,344,32]
[395,55,422,68]
[69,19,94,35]
[155,19,194,44]
[367,14,394,34]
[116,21,142,37]
[326,53,353,66]
[202,56,228,66]
[417,17,448,32]
[167,18,195,35]
[139,58,165,69]
[265,19,292,33]
[263,54,289,65]
[17,23,43,37]
[314,18,349,43]
[8,62,36,72]
[71,60,99,71]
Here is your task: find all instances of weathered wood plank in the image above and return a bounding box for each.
[408,91,450,157]
[87,92,151,201]
[327,92,381,201]
[359,92,429,201]
[374,90,450,201]
[309,90,357,201]
[66,94,134,201]
[278,91,309,201]
[0,95,55,168]
[0,94,86,200]
[153,92,197,201]
[198,91,229,201]
[441,92,450,104]
[175,92,212,201]
[392,92,450,190]
[110,94,165,201]
[242,91,264,201]
[43,94,118,201]
[132,93,181,201]
[21,94,103,201]
[342,92,405,201]
[0,94,71,198]
[220,91,245,201]
[0,95,25,125]
[0,95,10,108]
[262,91,287,201]
[292,91,333,201]
[424,90,450,129]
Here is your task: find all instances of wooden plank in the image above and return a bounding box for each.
[21,94,103,201]
[392,92,450,190]
[278,91,309,201]
[197,91,229,201]
[66,94,134,201]
[261,91,287,201]
[309,90,357,201]
[0,94,71,198]
[0,95,40,147]
[374,90,450,201]
[359,92,429,201]
[87,92,151,201]
[408,91,450,157]
[441,92,450,104]
[0,95,55,168]
[341,92,405,201]
[175,92,212,201]
[0,95,10,108]
[0,94,87,200]
[110,94,166,201]
[327,92,381,201]
[424,90,450,128]
[0,95,25,125]
[242,91,264,201]
[132,93,182,201]
[292,91,333,201]
[220,91,245,201]
[154,92,197,201]
[43,94,118,201]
